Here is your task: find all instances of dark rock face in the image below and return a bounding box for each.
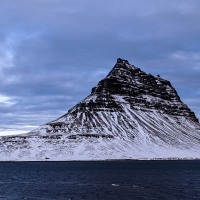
[75,58,198,123]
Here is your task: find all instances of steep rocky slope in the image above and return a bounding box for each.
[0,58,200,161]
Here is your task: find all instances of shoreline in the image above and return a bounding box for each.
[0,158,200,162]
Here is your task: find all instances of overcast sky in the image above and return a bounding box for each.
[0,0,200,135]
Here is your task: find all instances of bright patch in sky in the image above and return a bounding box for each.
[0,94,16,106]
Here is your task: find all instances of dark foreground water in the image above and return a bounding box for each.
[0,161,200,200]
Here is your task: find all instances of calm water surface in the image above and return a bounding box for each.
[0,160,199,200]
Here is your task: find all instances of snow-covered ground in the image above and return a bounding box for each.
[0,106,200,161]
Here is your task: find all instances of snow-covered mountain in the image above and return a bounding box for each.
[0,58,200,161]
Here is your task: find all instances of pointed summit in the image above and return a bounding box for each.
[93,58,140,95]
[107,58,137,77]
[91,59,198,122]
[116,58,130,65]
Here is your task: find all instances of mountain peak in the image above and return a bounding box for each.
[116,58,130,65]
[105,58,137,80]
[91,59,198,122]
[114,58,136,71]
[1,58,200,161]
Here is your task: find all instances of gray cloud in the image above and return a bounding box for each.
[0,0,200,135]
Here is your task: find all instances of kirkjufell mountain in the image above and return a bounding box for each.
[1,58,200,161]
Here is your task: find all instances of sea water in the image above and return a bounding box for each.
[0,160,199,200]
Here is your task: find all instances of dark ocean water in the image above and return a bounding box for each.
[0,161,199,200]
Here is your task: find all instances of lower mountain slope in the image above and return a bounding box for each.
[0,58,199,161]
